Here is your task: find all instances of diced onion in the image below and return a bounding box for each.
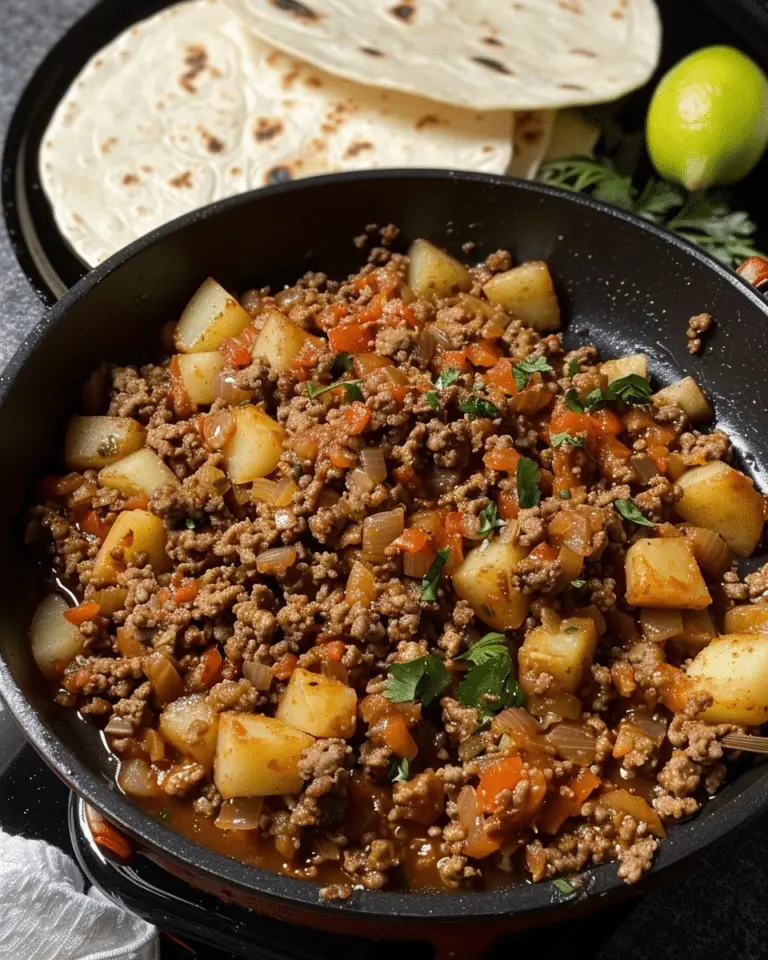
[275,287,303,310]
[252,478,278,504]
[601,789,665,837]
[403,549,436,578]
[427,469,461,497]
[414,327,436,367]
[314,836,342,860]
[347,469,375,496]
[215,370,254,406]
[631,455,659,483]
[143,654,184,706]
[118,758,160,799]
[573,604,607,636]
[640,608,683,643]
[511,385,553,416]
[215,797,264,831]
[321,661,349,684]
[360,447,387,485]
[272,478,297,507]
[558,544,584,580]
[145,728,166,762]
[681,525,733,577]
[457,786,499,859]
[362,508,405,563]
[667,453,686,481]
[353,354,393,378]
[203,409,236,450]
[346,560,375,605]
[527,692,582,724]
[409,510,442,535]
[242,660,274,691]
[549,512,591,557]
[539,607,561,632]
[544,720,597,765]
[628,711,667,747]
[231,483,252,506]
[103,715,135,736]
[492,708,552,754]
[256,546,297,574]
[458,733,486,762]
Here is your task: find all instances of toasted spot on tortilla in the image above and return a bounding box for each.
[482,36,503,46]
[199,128,225,153]
[559,82,586,91]
[169,171,193,188]
[571,48,598,57]
[271,0,320,20]
[390,4,415,21]
[415,114,446,130]
[254,118,284,142]
[282,67,301,89]
[266,166,293,184]
[101,137,118,155]
[471,56,513,75]
[230,166,242,176]
[360,47,384,56]
[304,75,322,87]
[122,173,139,186]
[344,141,373,158]
[180,45,208,94]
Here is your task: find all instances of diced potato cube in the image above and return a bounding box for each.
[452,540,530,630]
[276,668,357,739]
[65,416,146,470]
[252,310,322,374]
[518,616,597,694]
[223,406,285,484]
[29,594,84,678]
[176,352,225,405]
[625,538,711,610]
[93,509,168,583]
[407,239,471,299]
[600,354,648,383]
[99,448,179,498]
[652,377,712,423]
[482,261,561,331]
[159,694,220,772]
[214,713,314,798]
[723,604,768,635]
[687,633,768,725]
[175,278,252,353]
[676,461,764,557]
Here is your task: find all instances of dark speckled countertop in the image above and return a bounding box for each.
[2,2,768,958]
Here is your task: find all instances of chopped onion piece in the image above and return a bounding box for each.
[545,721,597,765]
[215,370,253,406]
[511,385,553,416]
[143,654,184,706]
[414,327,436,366]
[457,786,499,859]
[631,455,659,483]
[360,447,387,485]
[251,478,278,504]
[362,508,405,563]
[681,525,733,577]
[601,789,665,837]
[640,608,683,643]
[118,757,160,799]
[628,710,667,747]
[321,661,350,684]
[256,546,297,574]
[347,469,375,496]
[214,797,264,831]
[549,512,591,557]
[403,549,436,579]
[427,469,461,497]
[103,715,135,736]
[272,478,297,507]
[203,409,236,450]
[242,660,274,691]
[409,510,442,535]
[558,544,583,580]
[346,560,375,606]
[573,604,606,636]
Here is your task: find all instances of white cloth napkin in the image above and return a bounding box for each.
[0,828,159,960]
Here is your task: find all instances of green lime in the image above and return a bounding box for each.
[646,45,768,190]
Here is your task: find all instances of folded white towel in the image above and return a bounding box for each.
[0,828,159,960]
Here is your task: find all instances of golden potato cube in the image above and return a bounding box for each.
[482,261,561,331]
[176,351,225,405]
[29,594,84,678]
[625,538,711,610]
[276,668,357,739]
[687,633,768,725]
[65,416,146,470]
[407,239,471,299]
[600,353,648,383]
[159,694,220,772]
[518,616,597,695]
[213,713,314,799]
[676,460,764,557]
[252,310,322,374]
[93,509,168,583]
[175,278,252,353]
[452,539,530,630]
[223,406,285,484]
[99,448,179,498]
[723,604,768,634]
[652,377,712,423]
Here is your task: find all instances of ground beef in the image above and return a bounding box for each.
[685,312,713,354]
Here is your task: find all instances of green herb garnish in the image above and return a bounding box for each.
[435,368,461,391]
[604,374,652,406]
[614,498,654,527]
[331,352,354,375]
[385,655,451,707]
[584,387,605,411]
[565,389,584,413]
[184,518,199,530]
[457,632,524,719]
[458,396,499,419]
[570,579,586,589]
[158,808,169,822]
[307,379,363,402]
[567,358,580,378]
[477,502,504,538]
[550,431,587,449]
[425,391,440,410]
[388,756,411,783]
[552,877,575,896]
[516,456,541,510]
[512,356,553,391]
[565,625,580,633]
[559,490,571,500]
[421,547,450,602]
[237,398,252,407]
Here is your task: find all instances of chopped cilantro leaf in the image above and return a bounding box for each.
[184,517,198,529]
[605,374,652,406]
[567,358,579,378]
[517,457,541,510]
[307,379,363,402]
[552,878,574,896]
[388,756,410,783]
[559,490,571,500]
[570,579,586,589]
[457,632,524,718]
[385,655,451,707]
[435,368,461,391]
[458,396,499,419]
[512,356,553,391]
[237,398,252,407]
[550,431,587,449]
[584,387,605,411]
[565,625,580,633]
[421,547,450,602]
[565,389,584,413]
[425,390,440,410]
[477,502,504,538]
[331,352,354,375]
[614,498,654,527]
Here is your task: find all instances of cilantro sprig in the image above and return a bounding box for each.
[307,378,363,402]
[388,756,411,783]
[331,353,354,375]
[477,502,504,538]
[458,396,499,419]
[513,356,553,391]
[604,374,652,406]
[550,431,587,449]
[614,498,654,527]
[457,632,524,719]
[516,456,541,510]
[421,547,450,602]
[435,369,461,391]
[385,655,451,707]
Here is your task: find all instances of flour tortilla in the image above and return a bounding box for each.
[40,0,514,267]
[506,111,555,179]
[223,0,662,112]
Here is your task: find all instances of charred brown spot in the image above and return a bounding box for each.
[360,46,384,56]
[254,118,284,142]
[344,141,373,159]
[199,128,225,153]
[180,44,208,94]
[482,36,503,46]
[470,56,512,75]
[570,47,597,57]
[390,3,414,21]
[266,166,293,185]
[559,83,586,91]
[122,174,139,186]
[271,0,319,19]
[101,137,118,155]
[415,114,446,130]
[169,171,193,189]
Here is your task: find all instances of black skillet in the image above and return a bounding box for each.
[0,170,767,952]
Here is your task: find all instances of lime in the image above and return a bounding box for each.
[646,45,768,190]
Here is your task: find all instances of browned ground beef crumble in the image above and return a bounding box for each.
[28,229,767,900]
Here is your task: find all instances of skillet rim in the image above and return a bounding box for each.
[1,168,768,922]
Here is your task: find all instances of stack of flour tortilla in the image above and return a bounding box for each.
[40,0,660,266]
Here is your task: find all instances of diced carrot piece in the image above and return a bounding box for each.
[497,490,519,520]
[201,647,224,688]
[356,293,388,325]
[485,358,519,396]
[156,587,171,607]
[90,816,133,860]
[433,529,463,574]
[658,663,693,713]
[382,712,418,760]
[80,509,113,540]
[484,447,521,472]
[63,601,101,626]
[550,403,594,438]
[443,511,464,535]
[124,495,150,511]
[392,464,422,489]
[590,408,623,437]
[539,768,599,834]
[173,581,199,605]
[392,527,431,554]
[648,444,670,474]
[352,353,393,377]
[343,401,371,435]
[477,757,525,814]
[219,337,252,369]
[528,543,558,564]
[328,323,373,354]
[318,302,350,331]
[434,349,469,372]
[273,653,298,681]
[323,640,346,662]
[466,340,503,368]
[328,447,357,469]
[290,338,321,369]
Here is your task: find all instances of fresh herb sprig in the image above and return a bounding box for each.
[456,632,524,719]
[307,378,363,402]
[513,356,553,391]
[421,547,450,602]
[614,498,654,527]
[384,655,451,706]
[516,456,541,509]
[477,502,504,538]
